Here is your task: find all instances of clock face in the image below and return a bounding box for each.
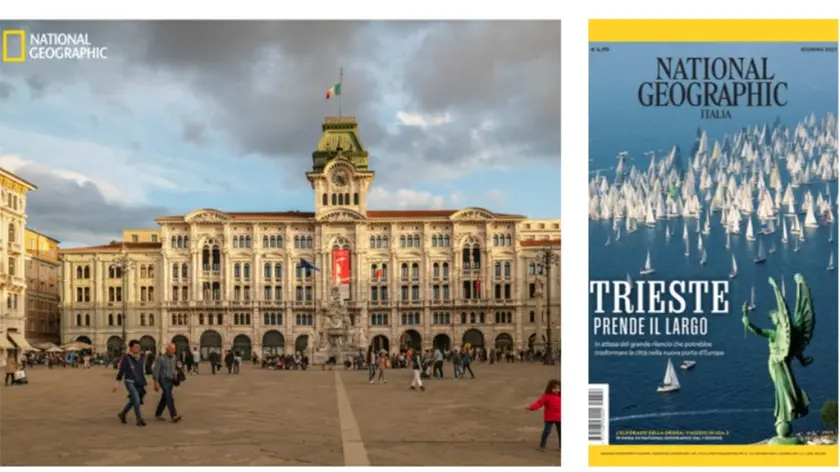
[332,170,348,187]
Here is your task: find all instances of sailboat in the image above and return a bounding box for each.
[684,238,690,256]
[769,242,776,254]
[695,219,701,233]
[615,226,621,241]
[747,286,756,311]
[746,219,756,242]
[725,232,731,249]
[781,279,786,298]
[665,226,671,241]
[754,239,766,264]
[794,238,800,253]
[656,358,681,393]
[605,235,611,246]
[781,219,789,243]
[640,250,656,276]
[729,254,738,279]
[829,251,835,271]
[700,247,707,266]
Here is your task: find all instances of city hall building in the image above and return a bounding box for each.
[60,117,560,359]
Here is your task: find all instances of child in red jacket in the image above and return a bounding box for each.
[527,379,561,451]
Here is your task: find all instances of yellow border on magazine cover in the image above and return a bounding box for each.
[589,445,839,466]
[589,19,838,42]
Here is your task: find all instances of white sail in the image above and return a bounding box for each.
[746,218,755,241]
[663,358,680,389]
[829,251,835,271]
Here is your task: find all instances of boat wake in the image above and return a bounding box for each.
[611,408,771,422]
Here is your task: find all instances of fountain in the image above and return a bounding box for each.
[313,285,368,365]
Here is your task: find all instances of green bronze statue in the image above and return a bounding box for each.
[742,274,815,444]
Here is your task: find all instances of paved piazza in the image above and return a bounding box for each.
[0,362,561,466]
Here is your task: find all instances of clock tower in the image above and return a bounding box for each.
[306,116,375,218]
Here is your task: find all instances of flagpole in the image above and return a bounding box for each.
[339,67,343,117]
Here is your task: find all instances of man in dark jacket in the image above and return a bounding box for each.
[224,350,234,374]
[209,350,220,375]
[113,340,148,426]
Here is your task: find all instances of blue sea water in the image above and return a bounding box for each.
[589,208,838,444]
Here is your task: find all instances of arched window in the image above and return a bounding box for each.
[400,235,406,247]
[173,263,179,278]
[275,263,282,279]
[76,266,83,279]
[529,262,536,274]
[411,263,419,279]
[212,246,220,271]
[182,263,188,278]
[371,264,378,279]
[202,246,210,270]
[233,236,240,248]
[234,263,241,278]
[263,236,269,248]
[184,236,189,247]
[244,264,251,279]
[76,314,81,326]
[199,313,205,325]
[264,263,271,279]
[433,262,440,278]
[140,313,146,326]
[345,193,350,205]
[149,314,155,326]
[442,262,449,278]
[148,265,154,279]
[171,236,177,248]
[108,313,114,326]
[277,236,284,247]
[505,234,512,246]
[117,314,122,326]
[85,314,90,326]
[178,236,184,248]
[472,244,481,267]
[382,236,389,248]
[370,236,376,249]
[338,194,344,205]
[432,236,438,247]
[306,236,313,248]
[504,262,511,277]
[323,193,328,206]
[6,224,14,242]
[401,263,409,279]
[270,236,277,248]
[413,235,420,247]
[245,236,252,248]
[353,193,359,205]
[84,266,90,278]
[332,194,337,205]
[493,235,499,246]
[495,262,501,277]
[381,263,388,279]
[443,235,450,246]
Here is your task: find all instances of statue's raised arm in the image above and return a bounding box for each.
[791,274,816,360]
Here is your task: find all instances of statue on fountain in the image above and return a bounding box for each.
[326,285,346,330]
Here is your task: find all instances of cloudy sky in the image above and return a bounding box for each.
[0,21,561,247]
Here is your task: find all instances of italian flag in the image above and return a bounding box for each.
[326,83,341,99]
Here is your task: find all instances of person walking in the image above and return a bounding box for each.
[224,350,234,374]
[153,343,182,423]
[462,348,476,380]
[191,347,201,374]
[452,348,463,379]
[408,348,425,392]
[113,340,148,426]
[433,347,444,379]
[184,348,194,376]
[4,350,17,386]
[376,351,387,384]
[527,379,561,452]
[209,350,219,375]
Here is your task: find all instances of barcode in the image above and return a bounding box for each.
[588,384,609,445]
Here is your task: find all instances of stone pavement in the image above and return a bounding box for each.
[0,362,561,466]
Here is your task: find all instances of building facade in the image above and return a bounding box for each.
[1,168,38,359]
[24,228,61,344]
[60,117,561,359]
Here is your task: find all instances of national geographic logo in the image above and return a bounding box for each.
[2,30,108,62]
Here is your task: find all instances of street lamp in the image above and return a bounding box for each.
[112,243,134,356]
[536,245,560,365]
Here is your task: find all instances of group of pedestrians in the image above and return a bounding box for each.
[114,340,183,426]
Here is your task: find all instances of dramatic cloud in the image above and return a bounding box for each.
[1,157,168,246]
[0,21,561,244]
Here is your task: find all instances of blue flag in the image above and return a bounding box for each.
[299,258,320,271]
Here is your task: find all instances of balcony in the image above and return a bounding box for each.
[12,275,24,286]
[8,241,22,253]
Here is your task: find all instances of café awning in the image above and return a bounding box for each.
[7,332,35,351]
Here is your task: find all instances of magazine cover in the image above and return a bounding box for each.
[587,19,839,466]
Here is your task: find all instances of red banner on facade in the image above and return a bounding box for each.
[332,249,351,285]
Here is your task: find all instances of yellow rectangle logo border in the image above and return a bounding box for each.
[589,19,839,43]
[2,30,26,62]
[590,445,839,467]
